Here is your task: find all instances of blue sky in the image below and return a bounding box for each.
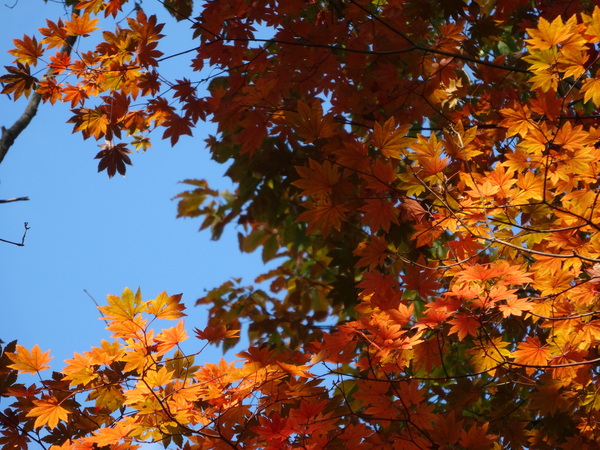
[1,1,269,377]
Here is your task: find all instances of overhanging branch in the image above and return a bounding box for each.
[0,5,78,165]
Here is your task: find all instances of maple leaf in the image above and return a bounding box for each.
[27,396,70,429]
[195,325,240,344]
[39,18,68,49]
[9,35,43,66]
[402,261,442,298]
[37,77,63,105]
[581,73,600,107]
[371,118,412,159]
[253,413,292,444]
[448,314,480,341]
[7,345,52,374]
[359,199,400,233]
[70,108,110,140]
[468,337,510,372]
[83,420,136,447]
[98,287,146,322]
[513,337,551,373]
[155,319,188,355]
[94,141,133,178]
[62,84,89,107]
[275,361,314,378]
[459,423,497,450]
[63,13,100,37]
[354,236,388,270]
[553,122,592,153]
[0,64,37,100]
[297,199,348,237]
[162,112,193,146]
[62,352,97,387]
[498,296,532,318]
[0,424,29,450]
[164,0,194,21]
[136,40,163,68]
[284,100,337,144]
[525,15,582,50]
[293,159,342,198]
[147,292,186,320]
[528,377,564,416]
[500,105,534,138]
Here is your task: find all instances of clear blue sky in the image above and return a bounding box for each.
[1,2,269,373]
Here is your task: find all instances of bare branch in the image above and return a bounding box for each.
[0,5,78,165]
[0,196,29,203]
[0,221,29,246]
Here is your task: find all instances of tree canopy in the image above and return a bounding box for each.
[3,0,600,448]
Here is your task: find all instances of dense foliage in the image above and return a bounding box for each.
[3,0,600,448]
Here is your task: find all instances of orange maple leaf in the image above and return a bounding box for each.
[155,319,188,355]
[63,13,100,37]
[525,15,580,50]
[9,35,43,66]
[513,337,551,372]
[498,296,532,318]
[84,421,136,447]
[371,117,412,159]
[448,314,480,341]
[7,344,52,374]
[27,397,70,429]
[500,105,534,138]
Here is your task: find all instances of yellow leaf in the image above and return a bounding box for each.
[581,75,600,107]
[144,366,174,388]
[7,344,52,374]
[27,397,70,429]
[147,291,186,320]
[98,287,146,322]
[582,6,600,43]
[525,15,581,50]
[62,352,97,387]
[468,337,510,372]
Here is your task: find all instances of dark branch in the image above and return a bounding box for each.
[0,7,78,165]
[0,196,29,203]
[0,221,29,246]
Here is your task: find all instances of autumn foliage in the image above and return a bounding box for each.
[4,0,600,448]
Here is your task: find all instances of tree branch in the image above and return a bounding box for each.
[0,8,78,165]
[0,221,29,246]
[0,196,29,203]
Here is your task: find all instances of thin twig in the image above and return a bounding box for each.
[83,289,109,326]
[0,221,29,246]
